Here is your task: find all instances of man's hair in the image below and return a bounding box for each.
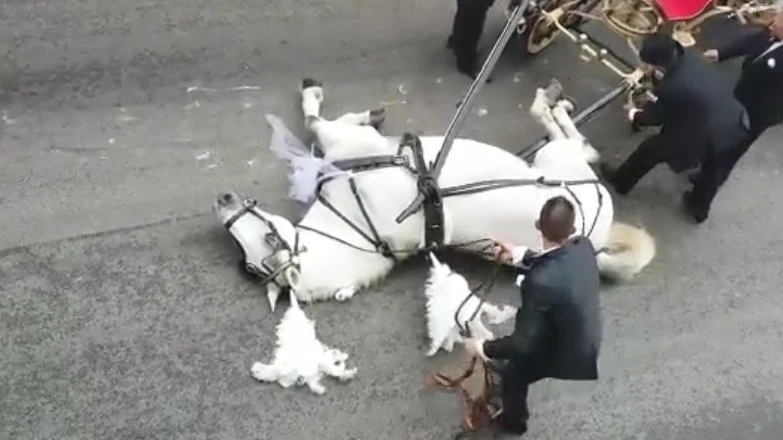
[537,196,576,243]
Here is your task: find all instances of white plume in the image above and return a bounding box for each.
[265,114,347,204]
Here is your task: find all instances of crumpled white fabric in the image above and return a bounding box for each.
[265,114,347,204]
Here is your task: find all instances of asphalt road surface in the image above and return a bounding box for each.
[2,2,783,439]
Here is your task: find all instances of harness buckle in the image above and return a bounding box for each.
[392,155,409,167]
[377,242,395,258]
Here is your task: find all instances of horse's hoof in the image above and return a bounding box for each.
[369,108,386,130]
[543,79,564,106]
[302,78,322,89]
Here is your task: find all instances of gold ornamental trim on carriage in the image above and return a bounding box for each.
[601,0,778,47]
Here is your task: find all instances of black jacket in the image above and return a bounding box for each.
[633,45,749,172]
[483,237,602,381]
[717,29,783,131]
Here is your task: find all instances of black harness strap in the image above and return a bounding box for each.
[398,133,446,251]
[314,189,396,260]
[348,178,396,261]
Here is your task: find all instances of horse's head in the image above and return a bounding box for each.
[215,191,303,310]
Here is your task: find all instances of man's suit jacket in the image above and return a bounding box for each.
[718,29,783,131]
[632,44,749,172]
[482,237,602,381]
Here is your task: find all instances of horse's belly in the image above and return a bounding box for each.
[444,184,613,255]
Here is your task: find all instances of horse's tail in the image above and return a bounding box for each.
[596,222,656,282]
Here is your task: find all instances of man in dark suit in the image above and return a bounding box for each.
[702,10,783,164]
[448,0,496,79]
[600,33,750,223]
[464,196,602,436]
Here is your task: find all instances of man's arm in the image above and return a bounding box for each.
[715,29,768,62]
[482,290,553,360]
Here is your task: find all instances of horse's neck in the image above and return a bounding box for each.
[295,201,395,297]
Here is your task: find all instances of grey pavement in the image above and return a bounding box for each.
[1,2,783,440]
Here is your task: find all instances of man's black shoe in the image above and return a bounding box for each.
[598,162,632,196]
[457,63,492,83]
[598,162,616,178]
[682,191,708,224]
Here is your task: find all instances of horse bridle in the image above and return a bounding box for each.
[223,197,304,289]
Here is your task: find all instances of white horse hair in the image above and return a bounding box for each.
[249,289,357,395]
[423,252,516,357]
[214,78,656,311]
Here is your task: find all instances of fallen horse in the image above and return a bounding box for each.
[214,78,656,311]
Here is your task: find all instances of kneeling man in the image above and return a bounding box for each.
[465,195,602,436]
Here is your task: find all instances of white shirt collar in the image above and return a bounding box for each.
[755,40,783,62]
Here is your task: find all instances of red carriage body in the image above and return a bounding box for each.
[655,0,715,21]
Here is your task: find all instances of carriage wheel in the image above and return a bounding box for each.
[601,0,662,38]
[523,0,602,56]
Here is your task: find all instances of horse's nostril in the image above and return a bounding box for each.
[221,193,232,203]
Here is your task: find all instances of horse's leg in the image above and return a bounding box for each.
[301,78,324,122]
[530,88,567,141]
[551,99,600,164]
[334,109,387,130]
[301,78,388,155]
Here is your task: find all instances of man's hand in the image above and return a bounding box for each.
[491,240,515,263]
[703,49,719,63]
[464,337,488,361]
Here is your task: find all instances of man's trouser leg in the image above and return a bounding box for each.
[609,136,666,195]
[721,126,764,177]
[687,149,736,222]
[450,0,492,75]
[499,363,543,434]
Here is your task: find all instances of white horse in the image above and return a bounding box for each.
[215,78,656,311]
